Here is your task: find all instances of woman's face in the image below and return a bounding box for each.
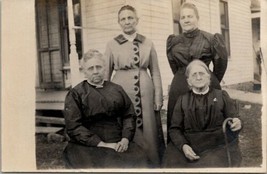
[180,8,198,32]
[83,58,105,84]
[187,65,210,89]
[118,9,138,35]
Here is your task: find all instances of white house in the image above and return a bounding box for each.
[1,0,262,171]
[3,0,255,110]
[32,0,254,111]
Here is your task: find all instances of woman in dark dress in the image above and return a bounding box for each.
[166,2,228,142]
[63,49,148,168]
[163,60,242,168]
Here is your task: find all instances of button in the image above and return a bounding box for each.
[136,117,143,127]
[134,57,138,61]
[135,96,140,102]
[134,47,138,51]
[134,75,138,79]
[134,87,139,91]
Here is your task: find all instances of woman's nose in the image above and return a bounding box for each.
[93,68,98,74]
[196,73,201,79]
[125,19,130,24]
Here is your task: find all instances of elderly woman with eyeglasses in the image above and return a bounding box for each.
[163,60,242,168]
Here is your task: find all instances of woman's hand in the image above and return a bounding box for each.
[182,144,200,161]
[154,103,163,111]
[228,118,242,131]
[97,141,117,150]
[115,138,129,152]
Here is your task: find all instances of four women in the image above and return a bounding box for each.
[63,3,242,168]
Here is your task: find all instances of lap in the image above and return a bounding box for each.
[63,142,148,168]
[163,141,241,168]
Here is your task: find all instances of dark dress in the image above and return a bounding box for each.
[163,89,242,168]
[166,29,228,142]
[63,80,148,168]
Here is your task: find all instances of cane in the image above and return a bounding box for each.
[222,117,233,167]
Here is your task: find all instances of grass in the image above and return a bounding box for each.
[36,100,263,169]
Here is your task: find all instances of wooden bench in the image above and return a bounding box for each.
[36,115,65,134]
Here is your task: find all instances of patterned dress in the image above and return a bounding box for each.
[105,34,165,166]
[63,81,148,168]
[166,29,228,142]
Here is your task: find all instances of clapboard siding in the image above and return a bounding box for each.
[81,0,253,94]
[140,0,173,95]
[83,0,123,53]
[223,0,253,85]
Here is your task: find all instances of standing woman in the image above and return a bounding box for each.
[166,2,228,142]
[105,5,165,167]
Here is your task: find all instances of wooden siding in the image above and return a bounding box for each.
[223,0,253,85]
[181,0,253,85]
[81,0,253,94]
[82,0,173,95]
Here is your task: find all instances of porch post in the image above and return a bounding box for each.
[67,0,81,87]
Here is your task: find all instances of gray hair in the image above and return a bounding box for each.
[185,59,210,78]
[118,5,138,21]
[81,49,105,68]
[180,2,199,20]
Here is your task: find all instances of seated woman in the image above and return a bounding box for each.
[163,60,242,168]
[63,49,148,168]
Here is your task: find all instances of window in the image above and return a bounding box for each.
[172,0,184,35]
[220,0,230,56]
[36,0,67,89]
[73,0,82,59]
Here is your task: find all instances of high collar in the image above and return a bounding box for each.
[192,86,210,95]
[86,80,105,88]
[122,32,137,42]
[114,33,146,45]
[183,28,200,38]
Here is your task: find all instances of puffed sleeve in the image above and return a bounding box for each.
[118,86,137,141]
[149,42,163,106]
[104,42,114,81]
[166,34,179,74]
[169,96,189,151]
[64,90,102,146]
[212,34,228,82]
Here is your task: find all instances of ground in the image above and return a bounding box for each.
[36,101,263,169]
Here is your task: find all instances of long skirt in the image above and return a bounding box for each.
[162,141,242,168]
[167,71,221,143]
[112,69,165,167]
[63,142,149,168]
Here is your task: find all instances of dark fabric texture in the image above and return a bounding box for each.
[166,29,228,143]
[64,142,148,168]
[163,89,241,168]
[162,140,241,168]
[63,81,148,168]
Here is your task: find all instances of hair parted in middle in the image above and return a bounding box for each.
[180,2,199,20]
[118,5,137,15]
[81,49,105,67]
[185,59,211,78]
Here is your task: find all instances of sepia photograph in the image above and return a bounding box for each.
[1,0,267,173]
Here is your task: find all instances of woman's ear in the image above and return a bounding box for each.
[187,78,192,87]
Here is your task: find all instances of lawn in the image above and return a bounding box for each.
[36,100,263,169]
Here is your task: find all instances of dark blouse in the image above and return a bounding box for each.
[169,89,239,154]
[64,80,136,147]
[166,29,228,82]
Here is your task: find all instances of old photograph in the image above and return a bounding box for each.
[1,0,267,172]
